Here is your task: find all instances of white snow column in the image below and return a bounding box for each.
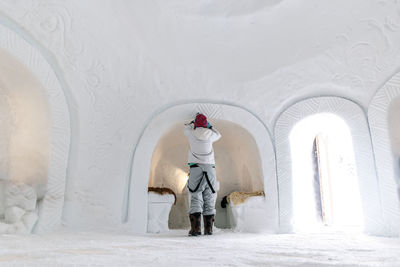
[388,98,400,156]
[147,192,175,233]
[369,72,400,236]
[0,48,51,234]
[148,119,264,229]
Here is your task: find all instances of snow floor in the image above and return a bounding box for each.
[0,229,399,267]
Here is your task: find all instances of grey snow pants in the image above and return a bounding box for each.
[187,163,217,216]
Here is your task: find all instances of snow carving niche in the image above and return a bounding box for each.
[369,72,400,236]
[148,120,264,231]
[0,22,70,233]
[275,97,382,235]
[126,103,278,234]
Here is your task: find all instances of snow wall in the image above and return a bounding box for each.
[0,1,400,235]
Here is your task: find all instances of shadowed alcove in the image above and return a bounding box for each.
[148,119,264,229]
[0,48,51,233]
[0,19,70,233]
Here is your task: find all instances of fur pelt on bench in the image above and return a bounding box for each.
[148,187,177,205]
[221,191,265,208]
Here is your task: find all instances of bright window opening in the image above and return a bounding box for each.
[289,113,364,233]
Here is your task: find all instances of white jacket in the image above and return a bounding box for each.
[184,124,221,164]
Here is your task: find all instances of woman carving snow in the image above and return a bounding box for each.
[184,113,221,236]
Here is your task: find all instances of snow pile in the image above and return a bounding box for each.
[0,181,38,234]
[147,191,175,233]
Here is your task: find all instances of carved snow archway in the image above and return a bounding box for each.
[125,102,278,233]
[275,97,382,234]
[369,72,400,236]
[0,19,71,233]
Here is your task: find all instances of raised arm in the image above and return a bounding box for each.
[184,123,194,137]
[210,127,221,142]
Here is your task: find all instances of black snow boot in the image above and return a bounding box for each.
[188,212,202,236]
[203,214,215,235]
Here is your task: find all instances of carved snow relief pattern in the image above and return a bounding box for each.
[275,97,382,234]
[192,103,223,120]
[369,72,400,236]
[0,23,70,233]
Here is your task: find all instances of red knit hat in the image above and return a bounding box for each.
[194,114,207,128]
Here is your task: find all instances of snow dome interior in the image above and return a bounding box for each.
[3,0,400,265]
[1,0,400,239]
[148,120,264,229]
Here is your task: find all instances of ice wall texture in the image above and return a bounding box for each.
[0,0,400,229]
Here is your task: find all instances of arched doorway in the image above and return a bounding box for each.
[125,103,278,233]
[275,96,381,234]
[148,119,264,229]
[289,113,363,232]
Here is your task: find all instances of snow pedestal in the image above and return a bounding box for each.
[226,193,270,233]
[147,191,175,233]
[0,181,38,234]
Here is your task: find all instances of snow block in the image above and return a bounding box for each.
[4,182,37,211]
[5,206,25,224]
[227,196,271,233]
[147,192,175,233]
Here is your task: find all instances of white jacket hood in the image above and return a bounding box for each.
[194,127,213,141]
